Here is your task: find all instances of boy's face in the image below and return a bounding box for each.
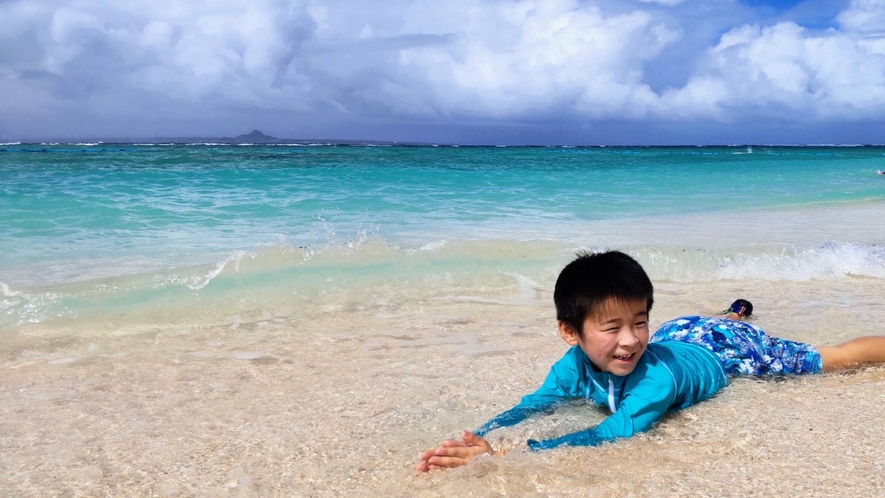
[558,298,650,376]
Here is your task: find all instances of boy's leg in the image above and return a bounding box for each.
[818,336,885,372]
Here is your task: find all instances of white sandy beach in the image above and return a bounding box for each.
[3,269,884,496]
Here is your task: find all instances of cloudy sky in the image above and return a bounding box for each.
[1,0,884,144]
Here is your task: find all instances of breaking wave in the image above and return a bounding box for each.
[1,239,882,327]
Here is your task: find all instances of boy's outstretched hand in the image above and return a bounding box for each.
[415,430,494,472]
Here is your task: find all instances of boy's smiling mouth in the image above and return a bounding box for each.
[613,353,636,361]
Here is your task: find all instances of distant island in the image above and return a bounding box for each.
[218,129,281,143]
[151,129,422,146]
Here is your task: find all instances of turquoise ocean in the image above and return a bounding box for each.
[2,143,885,329]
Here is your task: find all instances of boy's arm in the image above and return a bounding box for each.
[526,374,676,450]
[416,350,580,472]
[416,363,574,472]
[474,359,577,437]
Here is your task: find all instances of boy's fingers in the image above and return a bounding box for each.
[434,446,484,458]
[441,440,469,448]
[421,442,465,458]
[427,456,468,468]
[418,435,491,472]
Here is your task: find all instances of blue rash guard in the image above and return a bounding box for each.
[474,341,728,450]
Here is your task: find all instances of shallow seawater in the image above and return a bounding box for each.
[2,145,885,496]
[3,275,885,496]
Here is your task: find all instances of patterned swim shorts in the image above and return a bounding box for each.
[651,316,822,376]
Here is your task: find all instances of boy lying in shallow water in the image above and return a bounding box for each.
[416,250,885,471]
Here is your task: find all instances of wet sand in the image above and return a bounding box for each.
[2,277,885,497]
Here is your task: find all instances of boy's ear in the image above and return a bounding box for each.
[557,321,580,346]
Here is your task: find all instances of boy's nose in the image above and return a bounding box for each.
[619,328,640,347]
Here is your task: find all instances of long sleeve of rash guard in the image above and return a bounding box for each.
[473,366,572,437]
[527,370,677,450]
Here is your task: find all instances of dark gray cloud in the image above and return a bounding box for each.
[1,0,884,144]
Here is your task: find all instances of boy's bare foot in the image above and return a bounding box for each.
[723,299,753,321]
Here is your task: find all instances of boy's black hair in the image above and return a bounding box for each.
[554,250,654,335]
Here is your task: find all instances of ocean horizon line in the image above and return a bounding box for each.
[3,140,885,149]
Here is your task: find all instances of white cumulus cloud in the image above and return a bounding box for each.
[0,0,884,141]
[838,0,885,33]
[662,10,885,121]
